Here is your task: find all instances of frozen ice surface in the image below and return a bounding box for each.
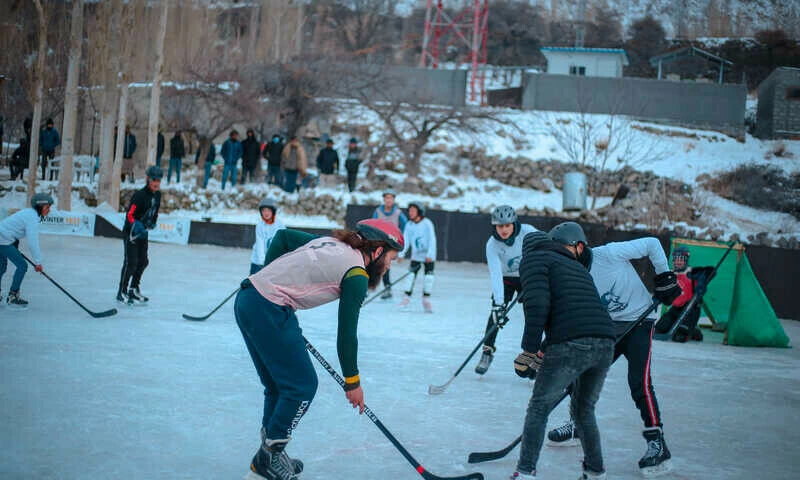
[1,235,798,479]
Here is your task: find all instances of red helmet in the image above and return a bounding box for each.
[356,219,404,251]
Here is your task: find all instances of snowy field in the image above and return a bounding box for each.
[1,235,799,480]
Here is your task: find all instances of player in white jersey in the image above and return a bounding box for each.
[474,205,538,375]
[398,201,437,313]
[250,198,286,275]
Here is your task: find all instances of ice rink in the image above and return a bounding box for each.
[1,235,798,480]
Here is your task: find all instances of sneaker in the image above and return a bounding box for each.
[116,291,133,306]
[130,287,149,303]
[474,346,494,375]
[547,421,580,447]
[422,297,433,313]
[128,289,147,306]
[380,288,393,300]
[639,427,672,477]
[509,470,536,479]
[398,295,411,310]
[7,291,29,309]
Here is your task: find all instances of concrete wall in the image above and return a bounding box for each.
[522,73,747,135]
[756,73,776,138]
[339,65,468,107]
[543,52,624,78]
[770,68,800,138]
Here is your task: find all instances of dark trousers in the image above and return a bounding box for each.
[118,235,149,295]
[10,164,25,180]
[235,284,318,440]
[250,263,264,275]
[241,166,257,184]
[266,164,282,185]
[41,151,55,180]
[382,269,391,287]
[519,337,614,474]
[283,169,298,193]
[346,170,357,192]
[167,157,182,183]
[0,242,27,293]
[657,304,701,342]
[483,277,522,351]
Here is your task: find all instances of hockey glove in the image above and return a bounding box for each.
[514,351,543,379]
[130,220,148,242]
[653,271,681,305]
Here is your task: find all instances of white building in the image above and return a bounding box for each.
[540,47,629,78]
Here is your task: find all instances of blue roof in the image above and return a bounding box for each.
[540,47,630,63]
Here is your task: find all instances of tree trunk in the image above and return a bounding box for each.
[96,0,123,208]
[111,82,129,211]
[146,0,169,167]
[26,0,47,204]
[58,0,85,211]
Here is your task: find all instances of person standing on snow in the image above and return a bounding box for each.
[39,118,60,180]
[474,205,539,375]
[315,138,339,188]
[249,198,286,275]
[221,130,243,190]
[117,166,162,306]
[235,219,404,480]
[264,134,284,186]
[371,189,407,300]
[544,225,682,478]
[344,137,361,193]
[167,130,185,184]
[0,193,53,308]
[280,136,307,194]
[241,129,261,185]
[510,222,616,480]
[398,201,436,313]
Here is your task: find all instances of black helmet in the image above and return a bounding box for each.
[491,205,517,225]
[258,198,277,213]
[145,165,164,180]
[408,201,426,217]
[548,221,588,246]
[356,219,404,251]
[31,192,54,208]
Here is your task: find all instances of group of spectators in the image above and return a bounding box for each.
[9,117,61,181]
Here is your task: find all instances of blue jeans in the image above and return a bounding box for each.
[0,243,27,293]
[235,284,318,440]
[517,337,614,475]
[155,155,163,169]
[203,162,213,188]
[222,163,237,189]
[266,164,282,186]
[283,169,298,193]
[168,157,182,183]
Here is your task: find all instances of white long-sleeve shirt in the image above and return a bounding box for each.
[250,220,286,266]
[0,208,43,264]
[402,217,437,262]
[486,223,538,302]
[590,237,670,323]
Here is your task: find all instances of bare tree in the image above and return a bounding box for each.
[146,0,170,168]
[96,0,123,208]
[26,0,47,204]
[57,0,85,210]
[323,0,397,57]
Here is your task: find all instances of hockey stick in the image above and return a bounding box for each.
[362,271,413,307]
[664,242,737,338]
[428,295,521,395]
[20,253,118,318]
[467,299,661,464]
[182,287,240,321]
[304,336,484,480]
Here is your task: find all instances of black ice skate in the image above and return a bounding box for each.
[474,346,494,375]
[116,291,134,307]
[639,427,672,477]
[7,291,29,310]
[547,421,580,447]
[380,287,393,300]
[245,442,301,480]
[129,287,149,303]
[128,289,147,306]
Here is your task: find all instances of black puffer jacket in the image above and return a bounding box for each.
[519,231,615,353]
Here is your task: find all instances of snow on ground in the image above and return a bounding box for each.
[1,235,798,479]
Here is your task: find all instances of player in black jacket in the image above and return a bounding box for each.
[117,166,162,305]
[510,229,615,480]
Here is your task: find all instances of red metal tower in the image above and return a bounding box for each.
[418,0,489,105]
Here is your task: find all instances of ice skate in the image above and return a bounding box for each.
[422,297,433,313]
[639,427,672,477]
[129,287,149,303]
[547,421,580,447]
[244,442,300,480]
[128,289,147,306]
[116,291,133,307]
[579,469,607,479]
[7,291,29,310]
[380,287,392,300]
[474,346,494,375]
[509,470,536,479]
[398,295,411,311]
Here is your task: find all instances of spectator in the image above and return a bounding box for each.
[156,128,165,169]
[264,134,284,185]
[120,125,137,183]
[241,129,261,185]
[344,137,361,193]
[168,130,185,184]
[39,118,60,180]
[316,138,339,188]
[197,143,217,189]
[220,130,242,190]
[280,135,307,193]
[10,137,29,181]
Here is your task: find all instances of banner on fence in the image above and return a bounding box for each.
[39,210,96,237]
[93,202,191,245]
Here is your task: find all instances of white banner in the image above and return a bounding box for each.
[148,216,191,245]
[39,210,96,237]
